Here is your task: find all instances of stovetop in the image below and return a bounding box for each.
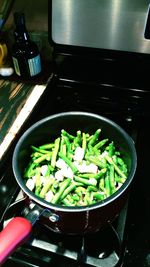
[0,166,128,267]
[0,118,150,267]
[0,95,150,267]
[1,51,150,266]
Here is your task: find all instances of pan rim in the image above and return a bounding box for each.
[12,111,137,212]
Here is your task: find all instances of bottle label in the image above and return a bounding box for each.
[12,57,21,76]
[28,54,41,76]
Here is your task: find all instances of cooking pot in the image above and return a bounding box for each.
[0,111,137,265]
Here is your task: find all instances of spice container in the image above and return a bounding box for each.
[12,12,42,79]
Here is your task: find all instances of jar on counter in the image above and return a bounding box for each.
[0,42,7,67]
[12,12,42,79]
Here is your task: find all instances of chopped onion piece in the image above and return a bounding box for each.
[40,165,48,176]
[26,178,35,191]
[56,158,67,169]
[45,190,54,202]
[73,147,84,161]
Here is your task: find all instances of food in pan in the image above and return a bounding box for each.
[24,128,128,206]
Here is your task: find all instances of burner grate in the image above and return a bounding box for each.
[1,190,128,267]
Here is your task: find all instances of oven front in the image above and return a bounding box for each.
[0,49,150,267]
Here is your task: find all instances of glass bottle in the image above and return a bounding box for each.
[12,12,42,79]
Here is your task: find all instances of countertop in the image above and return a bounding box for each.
[0,77,50,162]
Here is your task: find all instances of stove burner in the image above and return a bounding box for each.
[2,189,128,267]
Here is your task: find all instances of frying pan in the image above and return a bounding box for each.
[0,111,137,265]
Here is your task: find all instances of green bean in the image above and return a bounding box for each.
[88,129,101,147]
[78,168,106,180]
[39,143,55,150]
[87,185,97,192]
[61,198,74,206]
[24,162,37,178]
[74,176,97,186]
[34,154,51,164]
[105,172,111,197]
[39,178,55,198]
[72,130,82,149]
[51,137,60,168]
[82,132,87,152]
[51,178,71,204]
[85,155,107,168]
[51,180,59,194]
[117,157,128,174]
[109,164,116,194]
[61,183,76,200]
[94,168,107,179]
[78,173,97,179]
[93,138,108,150]
[84,191,93,205]
[93,192,105,200]
[75,186,86,196]
[99,177,105,192]
[105,154,127,179]
[115,174,126,184]
[45,164,54,176]
[108,141,115,156]
[61,129,75,140]
[31,152,44,159]
[71,194,80,202]
[63,136,73,160]
[60,135,65,153]
[31,145,52,154]
[66,194,75,204]
[35,167,42,196]
[112,155,118,164]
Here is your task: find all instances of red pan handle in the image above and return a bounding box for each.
[0,217,32,265]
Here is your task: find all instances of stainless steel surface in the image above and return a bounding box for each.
[51,0,150,54]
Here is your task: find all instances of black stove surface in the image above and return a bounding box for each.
[0,166,128,267]
[1,52,150,266]
[0,117,149,267]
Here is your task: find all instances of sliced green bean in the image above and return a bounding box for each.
[34,154,51,164]
[39,143,55,150]
[108,141,115,156]
[51,178,71,204]
[51,137,60,168]
[35,167,42,196]
[93,192,105,201]
[78,168,106,180]
[93,138,108,150]
[31,145,52,154]
[109,164,116,194]
[84,191,93,205]
[61,198,74,206]
[105,154,127,179]
[88,129,101,147]
[74,176,97,186]
[85,155,107,168]
[61,129,75,140]
[39,178,55,198]
[61,183,76,200]
[82,132,87,152]
[105,172,111,197]
[24,162,37,178]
